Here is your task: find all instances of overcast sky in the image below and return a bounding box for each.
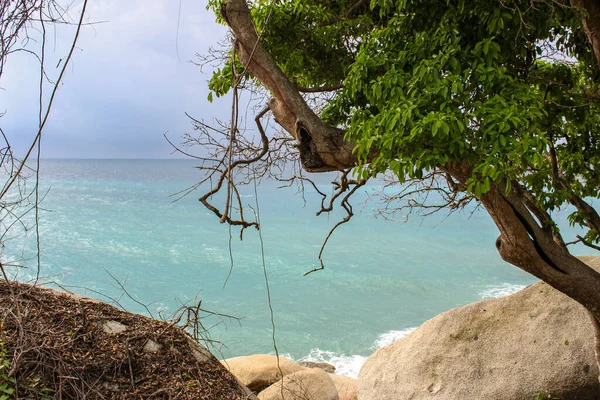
[0,0,232,159]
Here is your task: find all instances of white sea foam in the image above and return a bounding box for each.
[295,328,417,379]
[372,327,417,349]
[479,283,526,300]
[297,349,367,379]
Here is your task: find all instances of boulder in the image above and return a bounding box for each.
[299,361,336,373]
[258,368,339,400]
[359,257,600,400]
[222,354,305,392]
[329,374,358,400]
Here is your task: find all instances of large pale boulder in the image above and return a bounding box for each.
[258,368,339,400]
[222,354,305,392]
[359,257,600,400]
[329,374,358,400]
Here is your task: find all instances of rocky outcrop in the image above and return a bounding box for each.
[222,354,305,392]
[257,368,339,400]
[359,257,600,400]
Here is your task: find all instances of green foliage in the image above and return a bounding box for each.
[211,0,600,243]
[208,60,239,99]
[206,0,228,25]
[536,391,560,400]
[252,0,373,89]
[0,336,15,400]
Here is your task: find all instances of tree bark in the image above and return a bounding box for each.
[222,0,360,172]
[572,0,600,67]
[445,162,600,309]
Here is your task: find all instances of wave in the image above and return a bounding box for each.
[479,283,526,300]
[372,327,417,350]
[296,328,417,379]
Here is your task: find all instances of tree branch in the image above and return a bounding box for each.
[222,0,364,172]
[572,0,600,66]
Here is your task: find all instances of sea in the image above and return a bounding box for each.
[2,159,588,378]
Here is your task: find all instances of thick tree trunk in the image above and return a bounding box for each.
[222,0,359,172]
[445,162,600,360]
[572,0,600,67]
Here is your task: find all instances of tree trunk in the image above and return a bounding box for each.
[572,0,600,67]
[444,161,600,314]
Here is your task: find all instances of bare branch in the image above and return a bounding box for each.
[305,170,367,276]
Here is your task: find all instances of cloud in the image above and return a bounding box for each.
[0,0,232,158]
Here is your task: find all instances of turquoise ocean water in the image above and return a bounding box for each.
[4,159,573,377]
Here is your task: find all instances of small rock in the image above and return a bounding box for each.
[187,338,211,362]
[298,361,336,373]
[142,339,161,353]
[102,320,127,334]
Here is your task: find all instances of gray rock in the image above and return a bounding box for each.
[358,257,600,400]
[187,338,211,362]
[298,361,336,373]
[102,320,127,334]
[142,339,161,353]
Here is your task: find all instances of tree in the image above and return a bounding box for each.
[198,0,600,371]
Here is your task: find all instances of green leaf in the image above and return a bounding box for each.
[440,121,450,136]
[0,385,14,395]
[483,40,490,55]
[474,181,482,197]
[483,177,491,193]
[432,120,441,136]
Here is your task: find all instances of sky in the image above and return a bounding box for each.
[0,0,232,159]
